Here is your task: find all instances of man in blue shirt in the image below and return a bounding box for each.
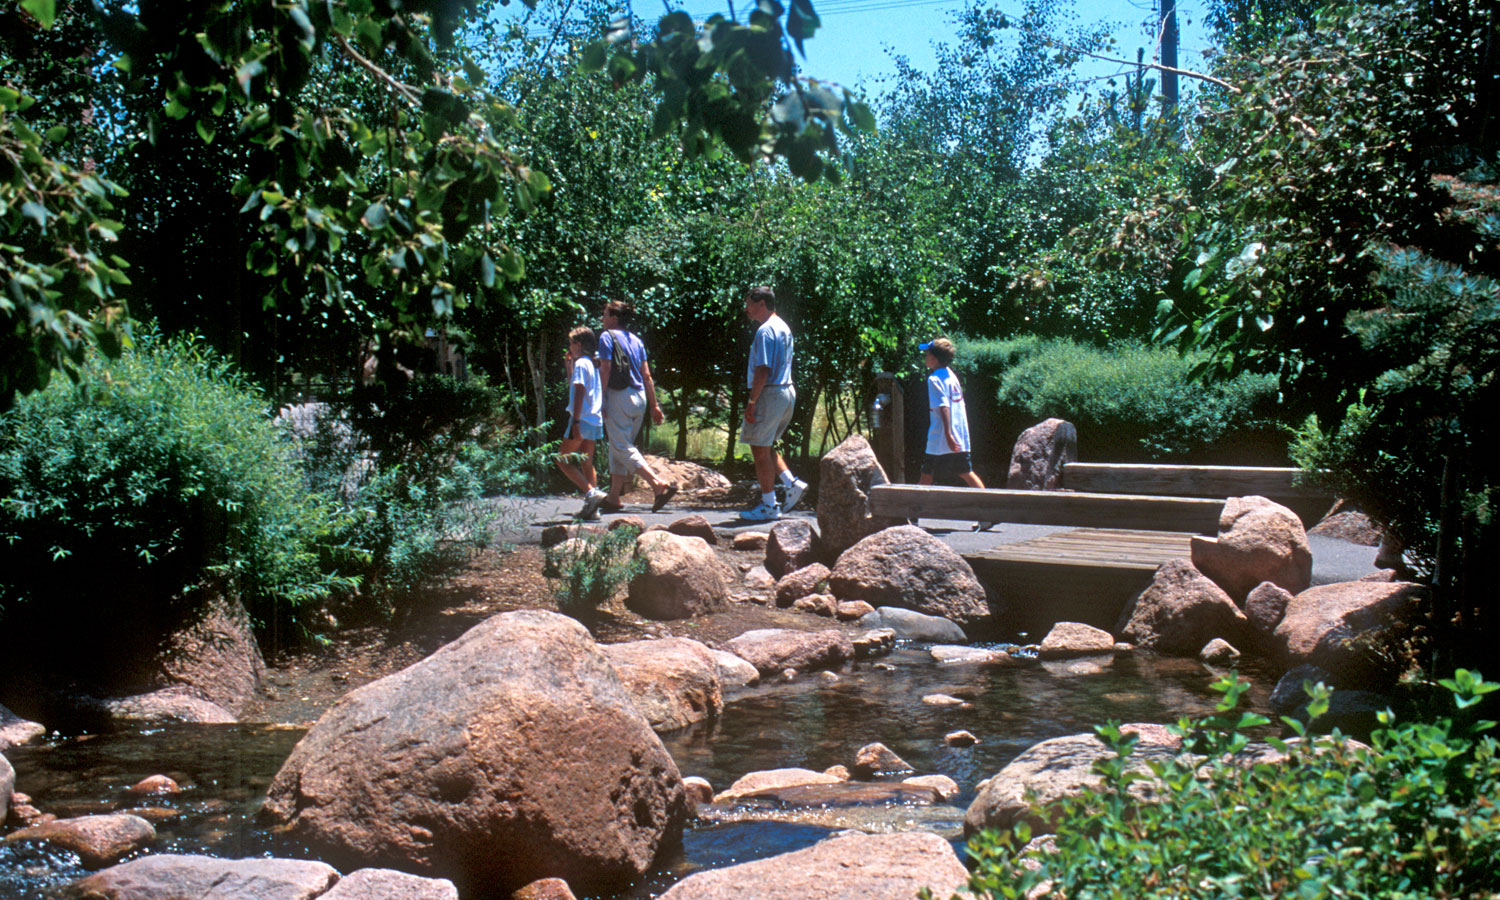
[741,286,808,520]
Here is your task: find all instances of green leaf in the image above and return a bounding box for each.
[362,202,389,229]
[848,99,876,133]
[44,125,69,142]
[20,0,56,28]
[196,119,216,144]
[580,41,609,73]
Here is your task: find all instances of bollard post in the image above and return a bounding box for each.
[871,372,905,483]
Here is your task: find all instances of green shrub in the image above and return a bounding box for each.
[959,337,1283,461]
[0,333,352,635]
[547,526,643,617]
[959,670,1500,900]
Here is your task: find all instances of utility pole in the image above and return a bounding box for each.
[1160,0,1179,107]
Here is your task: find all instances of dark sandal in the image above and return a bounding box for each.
[650,485,679,513]
[599,498,624,513]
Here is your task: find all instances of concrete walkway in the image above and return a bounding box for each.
[494,495,1382,585]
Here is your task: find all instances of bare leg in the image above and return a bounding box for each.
[960,471,985,489]
[751,444,776,495]
[555,437,596,495]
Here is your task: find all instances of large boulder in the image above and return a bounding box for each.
[1272,581,1427,687]
[1,751,12,824]
[859,607,967,643]
[1116,559,1249,656]
[1245,581,1295,639]
[817,435,903,558]
[626,532,730,620]
[709,650,760,687]
[604,638,723,732]
[829,526,991,634]
[721,629,854,676]
[72,854,339,900]
[134,586,266,717]
[964,728,1181,837]
[765,519,818,578]
[5,814,155,869]
[1007,418,1077,490]
[657,831,968,900]
[262,610,688,897]
[1190,496,1313,602]
[91,688,238,727]
[321,868,460,900]
[0,702,45,751]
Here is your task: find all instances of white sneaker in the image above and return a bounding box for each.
[577,492,605,520]
[782,480,807,512]
[743,501,782,521]
[974,521,997,532]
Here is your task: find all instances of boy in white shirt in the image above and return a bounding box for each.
[919,337,985,489]
[556,326,609,519]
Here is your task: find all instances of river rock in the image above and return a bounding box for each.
[817,435,903,558]
[835,599,874,621]
[1190,496,1313,602]
[1246,581,1294,637]
[262,610,687,896]
[775,563,831,608]
[626,531,730,620]
[713,768,845,803]
[511,877,578,900]
[72,854,339,900]
[1200,638,1241,664]
[923,693,966,706]
[829,526,991,634]
[1038,622,1115,659]
[742,565,775,590]
[1116,559,1249,656]
[860,606,968,642]
[1272,580,1427,687]
[1,752,12,824]
[733,781,940,809]
[1270,664,1336,714]
[93,688,238,726]
[721,629,854,676]
[765,519,818,578]
[903,774,960,800]
[792,594,838,617]
[732,531,768,552]
[604,638,723,732]
[1007,418,1077,491]
[945,730,979,746]
[682,776,714,807]
[1,702,45,751]
[963,729,1181,837]
[852,627,897,658]
[852,742,914,778]
[6,813,155,868]
[709,650,760,687]
[321,868,460,900]
[657,831,968,900]
[610,515,647,533]
[666,515,718,545]
[126,775,180,796]
[931,645,1010,665]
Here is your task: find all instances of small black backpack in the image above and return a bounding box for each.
[607,330,633,390]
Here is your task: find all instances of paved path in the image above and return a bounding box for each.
[493,495,1381,585]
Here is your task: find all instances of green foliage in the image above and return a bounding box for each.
[964,336,1281,460]
[0,333,352,631]
[961,670,1500,900]
[547,525,642,617]
[0,72,131,410]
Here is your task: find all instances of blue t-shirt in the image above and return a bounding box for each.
[565,356,602,426]
[746,314,794,388]
[598,329,648,391]
[926,367,971,456]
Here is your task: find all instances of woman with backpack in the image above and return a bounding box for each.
[596,300,678,512]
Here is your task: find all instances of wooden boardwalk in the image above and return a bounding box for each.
[963,528,1197,639]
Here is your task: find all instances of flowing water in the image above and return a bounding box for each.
[2,645,1276,899]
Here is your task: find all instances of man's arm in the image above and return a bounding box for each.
[642,361,665,426]
[746,365,771,424]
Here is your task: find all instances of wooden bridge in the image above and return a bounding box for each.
[869,464,1331,638]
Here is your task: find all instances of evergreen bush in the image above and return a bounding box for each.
[0,334,352,636]
[956,336,1282,461]
[959,670,1500,900]
[547,526,643,617]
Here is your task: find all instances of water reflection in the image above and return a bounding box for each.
[3,646,1273,899]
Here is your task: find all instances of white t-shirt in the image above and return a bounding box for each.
[747,314,794,388]
[925,367,971,456]
[565,356,603,426]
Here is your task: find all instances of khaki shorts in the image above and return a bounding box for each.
[742,384,795,447]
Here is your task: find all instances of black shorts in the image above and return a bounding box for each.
[921,451,973,480]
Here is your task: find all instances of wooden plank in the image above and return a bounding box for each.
[869,484,1223,534]
[961,527,1192,635]
[1061,463,1329,499]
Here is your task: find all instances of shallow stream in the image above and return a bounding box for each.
[2,645,1275,899]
